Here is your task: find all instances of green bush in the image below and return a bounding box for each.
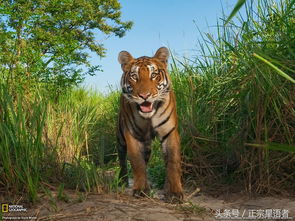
[171,0,294,194]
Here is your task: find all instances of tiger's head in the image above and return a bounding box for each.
[118,47,171,118]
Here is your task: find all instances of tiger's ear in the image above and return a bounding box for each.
[118,51,134,70]
[153,47,169,64]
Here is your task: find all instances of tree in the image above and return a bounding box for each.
[0,0,132,90]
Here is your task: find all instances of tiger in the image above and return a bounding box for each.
[117,47,183,202]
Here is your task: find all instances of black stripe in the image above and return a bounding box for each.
[124,105,147,143]
[122,72,127,93]
[127,103,143,134]
[154,107,174,129]
[121,114,137,145]
[118,121,126,146]
[159,69,168,87]
[154,100,163,115]
[125,119,142,141]
[118,137,125,146]
[126,114,142,138]
[122,71,131,93]
[123,71,127,85]
[121,113,132,135]
[125,104,142,138]
[159,94,171,117]
[160,126,175,143]
[161,69,168,87]
[125,71,130,82]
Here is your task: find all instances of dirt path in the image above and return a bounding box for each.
[2,189,295,221]
[33,193,208,221]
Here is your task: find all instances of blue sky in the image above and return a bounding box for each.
[83,0,238,93]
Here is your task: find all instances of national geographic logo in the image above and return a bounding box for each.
[2,204,8,213]
[1,204,27,212]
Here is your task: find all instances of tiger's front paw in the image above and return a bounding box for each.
[164,191,184,204]
[133,187,150,198]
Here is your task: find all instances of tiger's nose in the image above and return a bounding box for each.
[139,93,151,100]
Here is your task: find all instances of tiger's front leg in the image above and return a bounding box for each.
[124,130,150,197]
[161,128,183,203]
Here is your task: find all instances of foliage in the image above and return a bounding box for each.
[225,0,247,25]
[147,140,166,189]
[0,85,121,201]
[172,0,295,194]
[0,84,47,202]
[47,88,119,164]
[1,0,295,203]
[0,0,132,91]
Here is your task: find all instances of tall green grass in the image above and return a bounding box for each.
[0,84,47,202]
[45,88,119,164]
[45,88,121,192]
[171,0,294,194]
[0,0,294,202]
[0,84,121,201]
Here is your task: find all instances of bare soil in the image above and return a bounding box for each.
[2,188,295,221]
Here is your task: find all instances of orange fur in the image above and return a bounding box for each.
[117,47,183,201]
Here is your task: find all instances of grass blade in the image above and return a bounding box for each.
[253,53,295,83]
[245,143,295,153]
[225,0,246,25]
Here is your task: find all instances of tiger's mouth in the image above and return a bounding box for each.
[139,101,153,113]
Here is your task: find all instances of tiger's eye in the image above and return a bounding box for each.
[130,74,137,81]
[151,73,157,78]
